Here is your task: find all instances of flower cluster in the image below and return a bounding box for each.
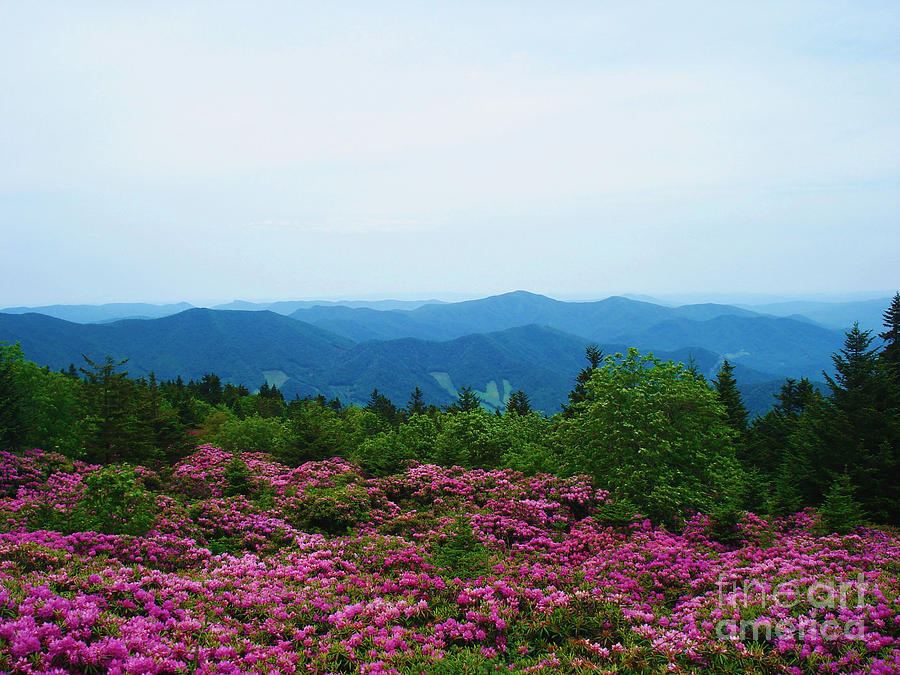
[0,447,896,673]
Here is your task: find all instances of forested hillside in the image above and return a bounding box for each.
[0,292,854,414]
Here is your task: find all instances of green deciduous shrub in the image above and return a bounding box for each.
[289,484,371,535]
[554,349,745,527]
[34,464,157,536]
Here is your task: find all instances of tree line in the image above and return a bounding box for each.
[1,293,898,530]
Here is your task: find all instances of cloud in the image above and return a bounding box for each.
[233,219,430,235]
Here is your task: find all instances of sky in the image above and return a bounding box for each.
[1,1,898,306]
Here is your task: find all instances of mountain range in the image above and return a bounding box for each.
[1,290,883,416]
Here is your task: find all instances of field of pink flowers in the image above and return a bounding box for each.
[0,445,898,674]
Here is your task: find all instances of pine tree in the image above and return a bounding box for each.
[713,359,748,433]
[505,390,532,415]
[455,386,482,413]
[406,387,427,417]
[825,322,880,404]
[563,345,603,416]
[773,377,819,417]
[743,378,821,474]
[880,292,900,366]
[0,343,26,449]
[819,473,866,534]
[795,322,900,522]
[142,372,189,460]
[366,388,401,425]
[80,355,152,464]
[196,373,223,405]
[255,382,286,417]
[686,353,705,381]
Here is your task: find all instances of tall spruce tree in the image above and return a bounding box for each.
[825,323,881,404]
[142,372,189,460]
[455,386,482,413]
[366,388,401,425]
[0,343,26,449]
[80,355,153,464]
[406,387,427,417]
[563,345,603,416]
[505,390,532,416]
[790,322,900,522]
[880,292,900,369]
[713,359,748,433]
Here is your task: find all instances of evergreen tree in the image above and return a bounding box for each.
[563,345,602,416]
[255,382,286,417]
[743,378,821,478]
[824,322,880,404]
[444,386,482,413]
[455,386,482,413]
[142,372,189,460]
[80,355,153,464]
[222,383,249,411]
[880,291,900,367]
[713,359,748,433]
[406,387,427,417]
[0,343,26,449]
[193,373,223,405]
[505,390,532,416]
[686,353,705,381]
[774,377,819,416]
[790,323,900,522]
[819,473,866,534]
[366,388,401,425]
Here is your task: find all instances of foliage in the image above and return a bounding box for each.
[562,344,602,416]
[31,464,158,536]
[880,291,900,366]
[819,473,867,535]
[505,389,532,415]
[452,386,482,413]
[366,388,403,426]
[0,342,85,456]
[0,447,898,675]
[406,386,428,416]
[555,349,744,525]
[211,414,291,457]
[289,483,371,535]
[789,324,900,522]
[713,359,748,433]
[282,400,357,464]
[222,453,254,497]
[432,410,500,468]
[430,517,493,579]
[354,413,438,476]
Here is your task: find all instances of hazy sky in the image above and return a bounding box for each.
[1,1,898,306]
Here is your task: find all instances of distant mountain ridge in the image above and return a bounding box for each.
[212,298,445,314]
[0,302,194,324]
[0,309,744,414]
[0,309,353,394]
[0,299,445,324]
[288,290,844,380]
[288,292,761,342]
[739,298,891,332]
[0,289,864,416]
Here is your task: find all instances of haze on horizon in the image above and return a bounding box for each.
[1,1,898,308]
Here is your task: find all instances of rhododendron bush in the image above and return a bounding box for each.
[0,445,898,674]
